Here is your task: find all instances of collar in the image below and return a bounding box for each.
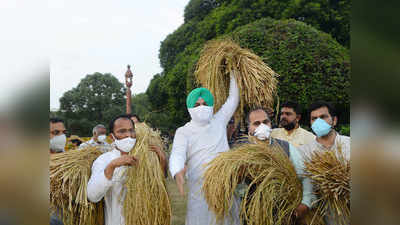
[315,131,340,150]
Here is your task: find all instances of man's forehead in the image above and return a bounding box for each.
[281,107,295,113]
[114,118,134,129]
[250,110,268,121]
[311,106,329,116]
[50,122,65,129]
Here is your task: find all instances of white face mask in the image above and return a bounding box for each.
[112,134,136,153]
[188,105,213,126]
[97,135,107,143]
[253,123,272,141]
[50,134,66,152]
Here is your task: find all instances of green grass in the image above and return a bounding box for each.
[166,176,188,225]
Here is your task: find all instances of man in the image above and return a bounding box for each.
[271,101,315,148]
[237,108,314,221]
[49,118,66,225]
[169,73,241,225]
[50,118,67,154]
[79,124,111,152]
[87,115,167,225]
[298,101,350,225]
[69,135,83,148]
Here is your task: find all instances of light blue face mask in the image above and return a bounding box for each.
[311,118,332,137]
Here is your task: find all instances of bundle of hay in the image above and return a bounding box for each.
[195,39,278,125]
[50,146,104,225]
[123,123,172,225]
[303,147,350,225]
[202,143,302,225]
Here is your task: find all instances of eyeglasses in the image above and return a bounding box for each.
[51,130,67,136]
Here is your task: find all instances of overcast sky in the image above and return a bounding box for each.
[47,0,189,110]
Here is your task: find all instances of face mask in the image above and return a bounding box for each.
[50,134,66,153]
[188,105,213,126]
[97,135,107,143]
[311,118,332,137]
[253,123,272,141]
[282,120,296,131]
[112,134,136,153]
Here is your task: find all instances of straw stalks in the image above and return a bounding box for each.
[50,146,104,225]
[202,143,302,225]
[195,39,278,125]
[303,147,350,225]
[123,123,172,225]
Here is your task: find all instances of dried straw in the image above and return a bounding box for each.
[202,143,302,225]
[50,146,104,225]
[303,147,350,225]
[195,39,278,125]
[123,123,172,225]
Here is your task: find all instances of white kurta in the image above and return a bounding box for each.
[299,133,351,225]
[169,76,240,225]
[87,149,128,225]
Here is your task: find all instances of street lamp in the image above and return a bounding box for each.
[125,65,133,114]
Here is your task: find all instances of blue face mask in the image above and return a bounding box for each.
[311,118,332,137]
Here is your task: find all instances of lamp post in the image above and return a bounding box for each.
[125,65,133,114]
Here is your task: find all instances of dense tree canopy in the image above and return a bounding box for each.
[147,15,350,132]
[59,73,126,136]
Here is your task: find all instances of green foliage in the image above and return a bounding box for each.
[59,72,126,136]
[230,18,350,124]
[338,124,350,136]
[147,0,350,133]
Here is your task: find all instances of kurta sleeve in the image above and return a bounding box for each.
[87,155,113,203]
[169,128,188,179]
[288,144,315,208]
[214,72,239,125]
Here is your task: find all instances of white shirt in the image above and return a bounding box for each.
[271,126,316,148]
[80,138,112,152]
[169,76,241,225]
[87,149,128,225]
[298,133,351,225]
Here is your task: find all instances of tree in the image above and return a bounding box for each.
[59,72,126,136]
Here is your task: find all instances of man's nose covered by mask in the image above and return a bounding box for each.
[186,87,215,125]
[50,134,67,152]
[254,123,272,140]
[311,118,332,137]
[112,134,136,153]
[97,134,107,143]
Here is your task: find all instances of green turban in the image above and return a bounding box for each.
[186,87,214,108]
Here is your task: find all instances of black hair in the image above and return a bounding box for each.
[126,114,141,122]
[50,118,64,124]
[281,101,302,115]
[109,114,135,134]
[308,100,337,117]
[71,139,82,146]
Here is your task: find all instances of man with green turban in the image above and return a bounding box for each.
[169,72,241,225]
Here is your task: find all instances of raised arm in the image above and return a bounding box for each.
[214,71,239,125]
[169,128,188,196]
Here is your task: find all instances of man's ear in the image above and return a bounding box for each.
[296,114,301,122]
[333,116,338,127]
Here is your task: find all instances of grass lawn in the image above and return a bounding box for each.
[166,176,188,225]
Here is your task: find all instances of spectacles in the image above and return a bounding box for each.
[51,130,67,136]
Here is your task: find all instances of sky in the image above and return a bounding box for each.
[46,0,189,110]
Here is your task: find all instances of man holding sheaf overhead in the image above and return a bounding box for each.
[169,72,241,225]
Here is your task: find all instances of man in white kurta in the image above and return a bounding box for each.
[87,115,167,225]
[298,101,351,225]
[169,74,240,225]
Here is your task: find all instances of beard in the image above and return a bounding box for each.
[280,119,297,131]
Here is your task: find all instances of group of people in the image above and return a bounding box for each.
[49,74,350,225]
